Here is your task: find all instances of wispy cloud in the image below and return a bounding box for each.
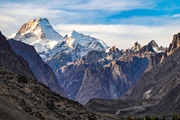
[4,0,154,11]
[1,0,180,50]
[58,0,155,11]
[0,3,80,35]
[0,15,17,22]
[0,3,76,18]
[172,14,180,18]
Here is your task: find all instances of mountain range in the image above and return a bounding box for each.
[3,17,180,119]
[0,30,120,120]
[8,18,166,105]
[85,31,180,117]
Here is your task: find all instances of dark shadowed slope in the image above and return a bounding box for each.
[0,65,104,120]
[8,39,67,97]
[0,83,38,120]
[0,31,36,80]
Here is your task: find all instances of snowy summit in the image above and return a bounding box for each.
[8,18,108,61]
[8,18,64,58]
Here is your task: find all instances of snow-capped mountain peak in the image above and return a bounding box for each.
[65,30,108,50]
[8,18,108,61]
[8,18,64,59]
[149,40,158,47]
[148,40,164,53]
[9,18,63,41]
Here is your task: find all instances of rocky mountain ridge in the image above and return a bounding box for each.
[56,40,163,104]
[0,31,36,80]
[83,33,180,116]
[1,30,119,120]
[7,18,167,105]
[121,32,180,100]
[8,18,64,60]
[8,39,67,97]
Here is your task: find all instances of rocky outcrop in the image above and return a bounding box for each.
[0,31,36,80]
[144,52,165,72]
[8,39,67,97]
[131,42,142,51]
[166,32,180,55]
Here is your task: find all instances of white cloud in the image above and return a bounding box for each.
[172,14,180,18]
[0,3,80,35]
[25,0,155,11]
[0,1,179,50]
[0,3,76,18]
[54,24,179,49]
[64,0,155,11]
[2,0,154,11]
[0,15,17,22]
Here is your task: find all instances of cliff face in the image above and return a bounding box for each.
[0,31,36,80]
[75,56,149,105]
[56,50,108,100]
[56,40,162,105]
[121,47,180,100]
[8,39,67,97]
[121,33,180,100]
[166,32,180,55]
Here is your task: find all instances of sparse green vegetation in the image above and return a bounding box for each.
[18,74,28,84]
[127,114,180,120]
[172,114,180,120]
[145,116,152,120]
[128,115,133,120]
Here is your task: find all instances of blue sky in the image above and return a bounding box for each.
[1,0,180,49]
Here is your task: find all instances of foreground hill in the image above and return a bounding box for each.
[0,64,104,119]
[0,82,38,120]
